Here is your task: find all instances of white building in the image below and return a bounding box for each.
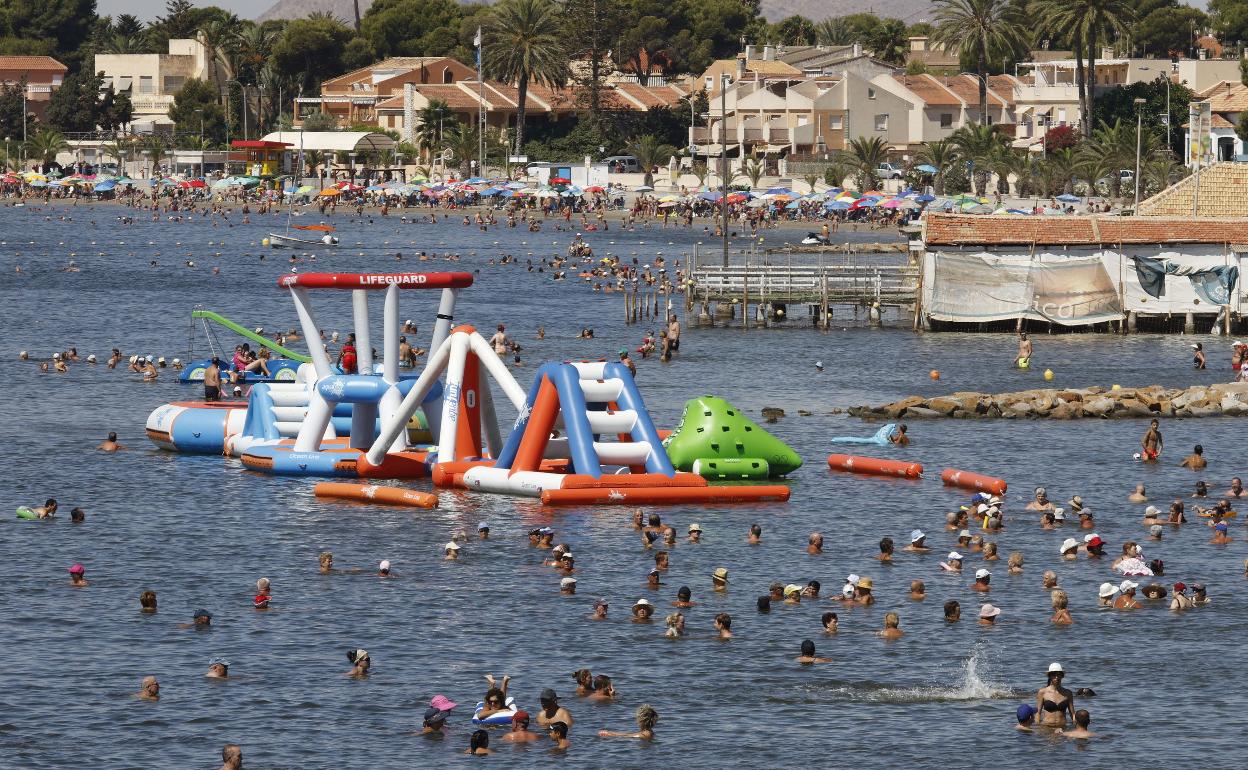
[94,36,224,131]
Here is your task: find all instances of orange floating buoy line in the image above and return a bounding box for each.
[314,482,438,508]
[826,454,923,479]
[940,468,1007,495]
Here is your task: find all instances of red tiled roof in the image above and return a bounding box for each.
[924,214,1248,246]
[939,74,1008,108]
[0,56,67,71]
[409,84,487,110]
[375,95,404,111]
[892,73,961,106]
[612,82,685,109]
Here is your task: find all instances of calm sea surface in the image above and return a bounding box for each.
[3,201,1246,767]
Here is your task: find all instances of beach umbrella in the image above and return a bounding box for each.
[765,186,794,196]
[1056,193,1080,203]
[93,180,117,192]
[633,185,654,192]
[697,191,722,202]
[725,193,748,204]
[915,164,939,174]
[915,194,935,203]
[785,200,801,209]
[965,203,995,214]
[1006,208,1032,215]
[318,188,342,197]
[585,185,605,193]
[825,200,851,211]
[463,177,489,184]
[549,176,571,184]
[505,181,526,189]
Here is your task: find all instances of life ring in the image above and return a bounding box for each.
[472,696,518,726]
[16,506,38,520]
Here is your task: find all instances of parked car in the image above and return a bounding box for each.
[875,162,905,180]
[604,155,641,173]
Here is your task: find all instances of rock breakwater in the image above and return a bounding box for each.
[850,383,1248,420]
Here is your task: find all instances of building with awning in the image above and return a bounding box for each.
[260,131,399,178]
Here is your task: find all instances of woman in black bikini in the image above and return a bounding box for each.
[1036,662,1076,728]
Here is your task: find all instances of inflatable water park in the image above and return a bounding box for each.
[144,271,799,506]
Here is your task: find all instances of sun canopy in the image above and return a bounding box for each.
[261,130,397,154]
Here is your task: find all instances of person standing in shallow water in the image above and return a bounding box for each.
[1141,419,1163,462]
[1036,662,1075,729]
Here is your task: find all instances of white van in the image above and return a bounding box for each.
[604,155,641,173]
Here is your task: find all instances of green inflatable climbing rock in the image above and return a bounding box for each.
[663,396,802,479]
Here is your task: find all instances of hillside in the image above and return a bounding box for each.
[256,0,937,25]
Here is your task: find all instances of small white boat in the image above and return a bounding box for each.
[268,232,338,248]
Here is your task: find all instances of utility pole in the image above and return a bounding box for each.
[1133,97,1145,211]
[720,74,729,268]
[475,26,486,175]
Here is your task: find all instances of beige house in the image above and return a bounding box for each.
[875,73,1016,148]
[294,57,477,128]
[95,37,222,130]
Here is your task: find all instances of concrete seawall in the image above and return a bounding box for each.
[850,383,1248,420]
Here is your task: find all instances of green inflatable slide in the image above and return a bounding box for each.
[663,396,802,480]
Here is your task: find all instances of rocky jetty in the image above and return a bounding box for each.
[850,383,1248,420]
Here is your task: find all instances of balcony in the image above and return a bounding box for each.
[129,94,175,113]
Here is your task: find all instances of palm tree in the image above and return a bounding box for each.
[139,134,170,175]
[931,0,1024,125]
[102,33,149,54]
[627,134,676,187]
[823,153,853,188]
[691,162,710,188]
[443,122,480,176]
[1045,146,1078,195]
[1032,0,1134,139]
[803,171,821,194]
[814,17,854,46]
[916,138,960,195]
[1078,119,1136,198]
[741,153,765,189]
[102,139,134,170]
[304,149,327,177]
[848,136,888,190]
[24,128,69,168]
[414,100,452,161]
[485,0,569,155]
[200,17,240,85]
[868,19,910,65]
[950,123,1008,194]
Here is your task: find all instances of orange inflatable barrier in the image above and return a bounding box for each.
[541,485,791,506]
[827,454,923,479]
[941,468,1007,495]
[314,482,438,508]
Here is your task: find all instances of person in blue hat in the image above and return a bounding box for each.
[1016,704,1036,731]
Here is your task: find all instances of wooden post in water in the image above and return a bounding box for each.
[743,255,750,330]
[624,283,630,324]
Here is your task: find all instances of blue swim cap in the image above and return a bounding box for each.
[1017,704,1036,722]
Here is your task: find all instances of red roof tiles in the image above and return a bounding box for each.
[924,214,1248,246]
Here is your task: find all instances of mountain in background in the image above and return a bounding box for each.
[256,0,936,25]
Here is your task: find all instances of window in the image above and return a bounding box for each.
[985,114,993,125]
[940,113,953,128]
[163,76,184,94]
[829,115,843,130]
[867,87,876,99]
[139,76,153,94]
[705,77,713,90]
[442,68,453,84]
[874,113,888,131]
[1057,108,1067,124]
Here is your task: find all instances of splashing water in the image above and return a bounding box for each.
[814,646,1020,704]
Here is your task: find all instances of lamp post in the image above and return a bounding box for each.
[195,108,204,177]
[1133,97,1146,211]
[720,73,729,268]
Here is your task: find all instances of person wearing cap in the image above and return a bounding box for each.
[854,577,875,606]
[346,649,371,677]
[909,580,925,601]
[1142,505,1163,526]
[903,529,930,553]
[646,569,663,589]
[1191,341,1207,369]
[1097,583,1119,606]
[140,356,158,380]
[477,522,490,539]
[97,431,125,452]
[1036,662,1075,728]
[796,639,833,664]
[618,349,636,378]
[941,551,964,572]
[379,559,394,576]
[1060,538,1079,559]
[782,584,802,605]
[878,611,904,640]
[712,567,728,591]
[536,688,573,730]
[1083,534,1105,557]
[590,599,608,620]
[978,604,1001,625]
[971,569,992,592]
[807,532,823,555]
[956,529,972,549]
[442,541,461,561]
[1026,487,1054,512]
[632,598,655,621]
[1113,581,1140,610]
[747,523,762,544]
[687,522,702,543]
[672,586,695,608]
[560,577,577,594]
[500,710,541,743]
[1171,583,1194,610]
[68,563,88,587]
[1180,444,1207,471]
[136,675,160,701]
[1210,521,1232,545]
[1191,583,1210,605]
[1016,704,1037,731]
[206,657,229,679]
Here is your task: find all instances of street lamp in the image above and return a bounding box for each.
[1134,97,1146,211]
[1138,67,1171,150]
[195,108,204,178]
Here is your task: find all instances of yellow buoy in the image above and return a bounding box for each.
[261,238,270,248]
[1111,384,1121,390]
[1044,369,1054,381]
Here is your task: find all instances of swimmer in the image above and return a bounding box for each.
[1140,418,1163,462]
[1191,342,1206,369]
[944,600,961,621]
[590,598,609,619]
[664,611,686,637]
[879,611,904,639]
[687,522,702,543]
[444,542,460,560]
[1192,583,1210,605]
[136,675,160,701]
[1061,709,1096,739]
[1193,481,1209,498]
[747,523,762,544]
[32,498,58,518]
[1017,704,1037,731]
[714,612,733,639]
[346,648,371,677]
[318,551,335,573]
[588,674,617,699]
[1013,331,1032,368]
[466,729,492,755]
[889,423,910,446]
[712,567,728,591]
[983,542,999,561]
[942,551,964,572]
[1006,552,1024,574]
[1051,590,1073,624]
[1180,444,1207,470]
[206,657,229,679]
[420,695,457,735]
[139,590,157,613]
[68,563,88,586]
[219,744,242,770]
[757,595,771,613]
[561,577,577,594]
[971,568,992,592]
[796,639,833,664]
[1171,582,1194,610]
[877,537,894,562]
[501,711,541,743]
[1026,487,1054,512]
[822,611,838,632]
[808,532,823,554]
[1097,583,1119,606]
[477,522,489,540]
[909,580,926,601]
[378,559,394,577]
[79,424,113,449]
[632,598,655,620]
[1227,477,1245,498]
[978,603,1001,625]
[1128,484,1147,502]
[903,529,930,553]
[1059,538,1079,559]
[855,577,875,605]
[672,586,695,608]
[599,704,658,741]
[1036,662,1074,728]
[536,688,573,729]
